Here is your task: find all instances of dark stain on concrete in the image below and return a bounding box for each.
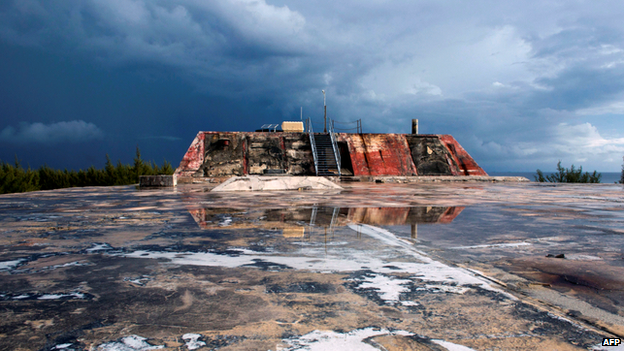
[242,259,293,271]
[405,135,455,176]
[265,281,334,294]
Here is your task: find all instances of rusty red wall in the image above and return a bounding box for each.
[337,133,418,176]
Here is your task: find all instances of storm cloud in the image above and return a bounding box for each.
[0,120,104,144]
[1,0,624,171]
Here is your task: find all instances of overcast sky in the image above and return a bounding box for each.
[2,0,624,172]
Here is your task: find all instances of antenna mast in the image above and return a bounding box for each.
[322,90,327,133]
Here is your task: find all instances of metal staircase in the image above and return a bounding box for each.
[306,118,341,176]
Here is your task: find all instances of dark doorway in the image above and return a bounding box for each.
[338,142,354,176]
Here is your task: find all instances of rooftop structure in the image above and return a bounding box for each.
[175,119,488,184]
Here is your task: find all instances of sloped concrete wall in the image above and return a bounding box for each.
[175,131,487,182]
[439,135,488,176]
[336,133,417,176]
[175,132,315,183]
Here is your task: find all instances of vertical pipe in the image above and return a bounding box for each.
[412,119,418,134]
[323,90,327,133]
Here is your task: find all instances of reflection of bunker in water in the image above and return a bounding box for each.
[187,206,464,239]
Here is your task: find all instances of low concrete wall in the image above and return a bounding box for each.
[139,175,176,187]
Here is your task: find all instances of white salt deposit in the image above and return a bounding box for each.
[592,342,624,351]
[181,333,206,350]
[219,216,233,227]
[87,243,113,253]
[349,273,411,305]
[281,328,477,351]
[566,254,603,261]
[281,327,413,351]
[38,292,85,300]
[0,259,24,270]
[450,242,531,250]
[117,223,506,303]
[417,284,469,294]
[97,335,164,351]
[431,339,477,351]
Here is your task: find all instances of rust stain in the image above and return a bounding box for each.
[338,134,418,176]
[175,132,206,178]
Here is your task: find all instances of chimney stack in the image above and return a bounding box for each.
[412,119,418,134]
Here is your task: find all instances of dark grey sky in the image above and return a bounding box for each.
[1,0,624,172]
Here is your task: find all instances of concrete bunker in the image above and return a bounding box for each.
[175,122,487,183]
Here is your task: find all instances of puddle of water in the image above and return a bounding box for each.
[186,206,463,242]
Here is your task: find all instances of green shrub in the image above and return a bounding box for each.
[535,161,601,183]
[620,157,624,184]
[0,148,175,194]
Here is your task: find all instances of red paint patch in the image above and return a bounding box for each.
[339,134,417,176]
[175,132,207,178]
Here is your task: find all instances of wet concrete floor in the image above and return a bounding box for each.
[0,182,623,350]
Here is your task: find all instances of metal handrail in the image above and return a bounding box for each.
[330,119,362,133]
[328,119,342,176]
[259,124,280,132]
[307,118,319,175]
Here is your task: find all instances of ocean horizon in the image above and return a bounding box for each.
[488,171,622,184]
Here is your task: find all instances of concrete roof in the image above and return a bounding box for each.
[0,182,622,350]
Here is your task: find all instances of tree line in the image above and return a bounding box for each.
[0,148,174,194]
[535,161,601,183]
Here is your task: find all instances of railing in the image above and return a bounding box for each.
[332,119,362,134]
[259,124,280,132]
[328,119,342,176]
[306,118,319,175]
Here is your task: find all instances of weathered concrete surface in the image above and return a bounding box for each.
[438,135,488,176]
[175,132,487,181]
[211,175,343,192]
[139,175,176,187]
[175,132,316,183]
[0,183,623,350]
